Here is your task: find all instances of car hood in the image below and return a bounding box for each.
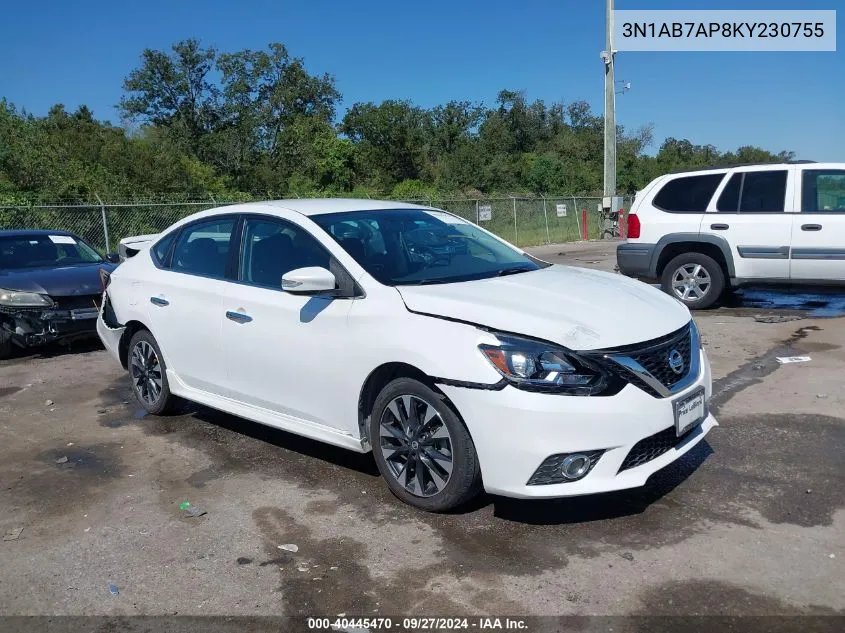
[0,263,117,297]
[395,265,691,350]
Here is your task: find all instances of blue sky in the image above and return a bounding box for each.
[0,0,842,160]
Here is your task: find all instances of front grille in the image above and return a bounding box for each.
[618,424,697,473]
[601,324,693,397]
[50,295,101,310]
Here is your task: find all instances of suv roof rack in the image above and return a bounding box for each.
[666,160,815,175]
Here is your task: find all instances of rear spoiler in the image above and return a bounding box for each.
[118,234,159,261]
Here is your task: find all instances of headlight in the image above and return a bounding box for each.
[0,289,53,307]
[479,333,615,396]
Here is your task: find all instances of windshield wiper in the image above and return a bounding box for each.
[495,266,534,277]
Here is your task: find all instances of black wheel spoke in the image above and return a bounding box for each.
[378,394,453,498]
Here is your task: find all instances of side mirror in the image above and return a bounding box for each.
[105,252,121,264]
[281,267,337,294]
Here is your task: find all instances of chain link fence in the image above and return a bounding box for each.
[0,196,633,254]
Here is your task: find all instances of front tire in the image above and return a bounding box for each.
[370,378,481,512]
[661,253,725,310]
[127,329,176,415]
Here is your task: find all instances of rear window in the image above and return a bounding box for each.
[152,232,177,267]
[652,174,725,213]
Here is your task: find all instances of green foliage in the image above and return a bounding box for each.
[0,41,794,204]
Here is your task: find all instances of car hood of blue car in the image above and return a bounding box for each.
[0,263,118,297]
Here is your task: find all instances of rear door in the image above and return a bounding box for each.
[145,216,237,395]
[701,166,794,280]
[789,167,845,281]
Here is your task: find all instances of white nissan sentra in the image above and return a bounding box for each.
[97,199,717,511]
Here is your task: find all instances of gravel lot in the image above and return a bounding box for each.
[1,241,843,621]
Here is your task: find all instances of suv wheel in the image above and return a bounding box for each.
[128,329,177,415]
[370,378,482,512]
[661,253,725,310]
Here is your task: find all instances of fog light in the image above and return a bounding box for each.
[560,453,592,480]
[527,450,604,485]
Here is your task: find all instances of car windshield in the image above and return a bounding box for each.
[0,234,104,270]
[311,209,548,285]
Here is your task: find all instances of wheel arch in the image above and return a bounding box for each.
[357,362,460,450]
[652,233,734,281]
[118,320,151,369]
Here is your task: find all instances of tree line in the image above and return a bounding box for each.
[0,39,794,204]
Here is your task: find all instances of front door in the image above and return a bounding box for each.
[221,215,355,432]
[790,167,845,281]
[701,168,794,280]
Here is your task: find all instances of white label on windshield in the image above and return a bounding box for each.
[425,211,465,225]
[48,235,76,244]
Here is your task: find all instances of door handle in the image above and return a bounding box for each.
[226,311,253,324]
[150,297,169,307]
[710,223,729,230]
[801,224,822,231]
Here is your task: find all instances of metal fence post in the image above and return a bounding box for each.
[542,198,550,244]
[572,196,581,241]
[95,193,110,254]
[512,197,518,245]
[475,199,479,224]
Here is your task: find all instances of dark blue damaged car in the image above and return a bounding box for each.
[0,229,119,358]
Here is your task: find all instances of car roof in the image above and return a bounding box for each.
[0,229,77,238]
[663,160,845,176]
[238,198,435,217]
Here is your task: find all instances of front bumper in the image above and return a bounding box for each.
[0,303,101,347]
[440,349,715,499]
[616,241,656,280]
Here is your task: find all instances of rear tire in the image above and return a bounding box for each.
[661,252,725,310]
[370,378,482,512]
[127,329,177,415]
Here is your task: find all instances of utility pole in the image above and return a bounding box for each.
[602,0,616,206]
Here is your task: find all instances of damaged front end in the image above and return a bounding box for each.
[0,292,103,350]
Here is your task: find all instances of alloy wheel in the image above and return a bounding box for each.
[130,341,163,406]
[378,395,454,497]
[671,263,712,302]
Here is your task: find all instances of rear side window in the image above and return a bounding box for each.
[171,219,236,279]
[716,174,742,212]
[653,174,725,212]
[802,170,845,212]
[152,232,177,267]
[738,170,787,212]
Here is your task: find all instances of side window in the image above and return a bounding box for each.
[171,218,235,278]
[652,174,725,213]
[240,217,331,288]
[152,231,177,267]
[739,170,787,212]
[802,170,845,212]
[716,174,742,212]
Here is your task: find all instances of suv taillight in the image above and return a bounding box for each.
[627,213,641,239]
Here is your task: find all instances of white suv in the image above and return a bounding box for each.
[617,162,845,309]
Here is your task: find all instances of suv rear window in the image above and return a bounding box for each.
[653,174,725,213]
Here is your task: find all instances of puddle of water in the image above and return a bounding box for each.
[737,288,845,317]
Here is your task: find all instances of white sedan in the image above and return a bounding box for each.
[97,199,717,511]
